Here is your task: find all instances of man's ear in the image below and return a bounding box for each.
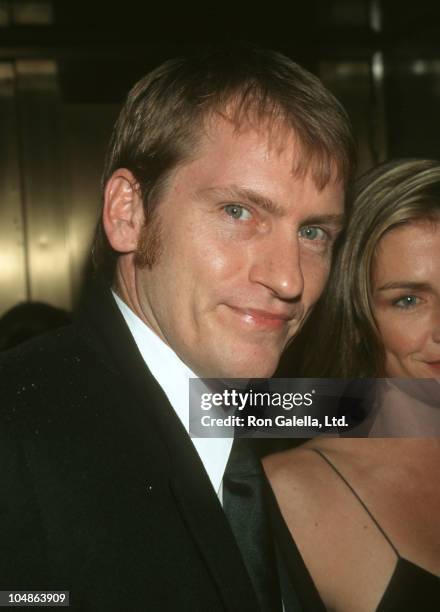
[102,168,144,254]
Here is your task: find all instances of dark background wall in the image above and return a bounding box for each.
[1,0,440,315]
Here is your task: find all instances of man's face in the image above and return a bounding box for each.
[131,118,344,378]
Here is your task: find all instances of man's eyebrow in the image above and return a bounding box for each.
[300,214,345,229]
[194,186,285,216]
[376,281,433,292]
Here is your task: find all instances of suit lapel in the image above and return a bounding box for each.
[76,283,260,611]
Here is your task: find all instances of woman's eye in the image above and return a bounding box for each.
[299,226,327,241]
[393,295,420,309]
[223,204,252,220]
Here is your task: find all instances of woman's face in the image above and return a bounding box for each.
[371,220,440,378]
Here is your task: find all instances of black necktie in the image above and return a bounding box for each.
[223,437,282,612]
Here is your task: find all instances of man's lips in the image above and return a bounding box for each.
[226,305,296,330]
[424,360,440,370]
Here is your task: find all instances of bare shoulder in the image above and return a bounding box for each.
[262,442,336,522]
[264,438,440,609]
[262,440,403,611]
[263,443,322,483]
[262,442,363,610]
[262,439,351,486]
[262,439,370,554]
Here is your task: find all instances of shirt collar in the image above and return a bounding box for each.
[112,291,232,496]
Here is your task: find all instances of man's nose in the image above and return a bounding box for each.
[248,234,304,300]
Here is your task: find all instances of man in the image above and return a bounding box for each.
[0,46,354,610]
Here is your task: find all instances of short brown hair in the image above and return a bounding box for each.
[93,44,355,278]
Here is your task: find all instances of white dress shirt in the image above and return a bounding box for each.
[112,292,233,502]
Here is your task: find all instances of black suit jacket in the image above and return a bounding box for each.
[0,283,261,611]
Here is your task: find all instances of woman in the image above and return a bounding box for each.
[264,159,440,611]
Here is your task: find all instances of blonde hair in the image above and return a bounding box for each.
[303,158,440,377]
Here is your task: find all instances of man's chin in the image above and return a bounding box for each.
[185,336,285,378]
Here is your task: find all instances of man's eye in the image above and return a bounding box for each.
[299,226,327,240]
[223,204,252,220]
[393,295,420,309]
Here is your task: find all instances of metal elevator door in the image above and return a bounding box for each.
[0,59,118,316]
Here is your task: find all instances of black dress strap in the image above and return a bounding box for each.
[311,448,400,558]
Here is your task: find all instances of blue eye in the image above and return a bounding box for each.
[393,295,419,308]
[224,204,252,220]
[299,226,326,240]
